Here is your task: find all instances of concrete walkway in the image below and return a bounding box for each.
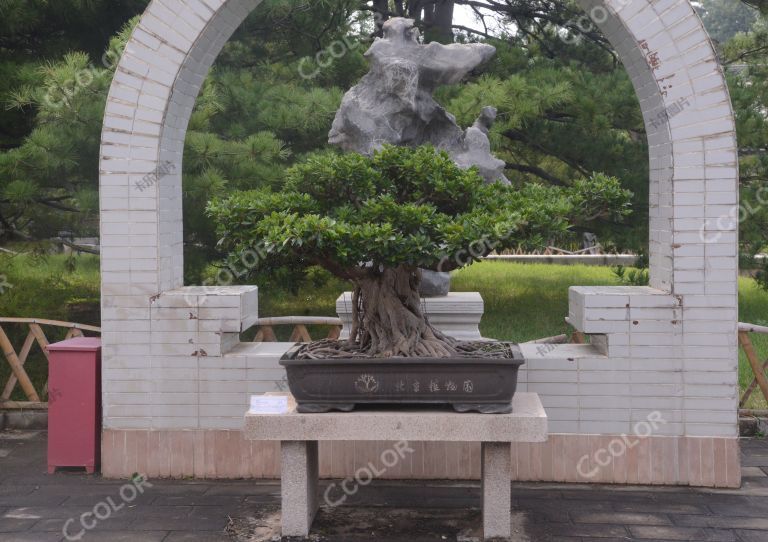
[0,430,767,541]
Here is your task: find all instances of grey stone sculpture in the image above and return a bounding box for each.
[329,17,510,296]
[328,17,509,185]
[452,106,508,184]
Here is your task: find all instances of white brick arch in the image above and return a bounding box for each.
[98,0,741,485]
[100,0,737,299]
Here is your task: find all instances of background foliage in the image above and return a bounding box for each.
[209,145,631,286]
[0,0,766,282]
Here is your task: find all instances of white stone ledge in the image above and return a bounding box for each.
[245,392,547,443]
[569,285,682,334]
[157,285,258,332]
[519,343,604,360]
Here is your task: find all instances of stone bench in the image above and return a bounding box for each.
[244,392,548,540]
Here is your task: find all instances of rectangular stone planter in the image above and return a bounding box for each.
[280,344,525,413]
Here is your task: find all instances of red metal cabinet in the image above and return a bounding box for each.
[47,337,102,474]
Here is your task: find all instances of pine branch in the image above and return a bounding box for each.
[503,128,591,177]
[505,162,567,186]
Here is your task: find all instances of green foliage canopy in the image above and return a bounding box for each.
[208,145,632,281]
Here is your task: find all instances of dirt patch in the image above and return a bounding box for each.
[227,505,487,541]
[227,504,283,541]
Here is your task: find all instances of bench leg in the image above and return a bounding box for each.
[281,440,319,537]
[482,442,511,540]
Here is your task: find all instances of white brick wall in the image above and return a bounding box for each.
[99,0,739,440]
[563,285,738,437]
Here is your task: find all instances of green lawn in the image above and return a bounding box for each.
[1,257,767,408]
[454,262,619,342]
[0,252,101,326]
[255,263,621,343]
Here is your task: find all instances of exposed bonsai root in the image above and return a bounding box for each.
[349,265,460,358]
[296,338,516,360]
[295,265,520,360]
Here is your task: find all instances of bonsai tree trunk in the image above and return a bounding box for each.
[348,265,457,358]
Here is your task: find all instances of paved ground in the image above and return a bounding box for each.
[0,431,767,541]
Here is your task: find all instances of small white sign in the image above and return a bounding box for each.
[249,395,290,414]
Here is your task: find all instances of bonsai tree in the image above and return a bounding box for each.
[208,145,631,358]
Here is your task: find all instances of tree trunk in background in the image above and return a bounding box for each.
[372,0,455,42]
[424,0,455,43]
[373,0,389,36]
[408,0,424,22]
